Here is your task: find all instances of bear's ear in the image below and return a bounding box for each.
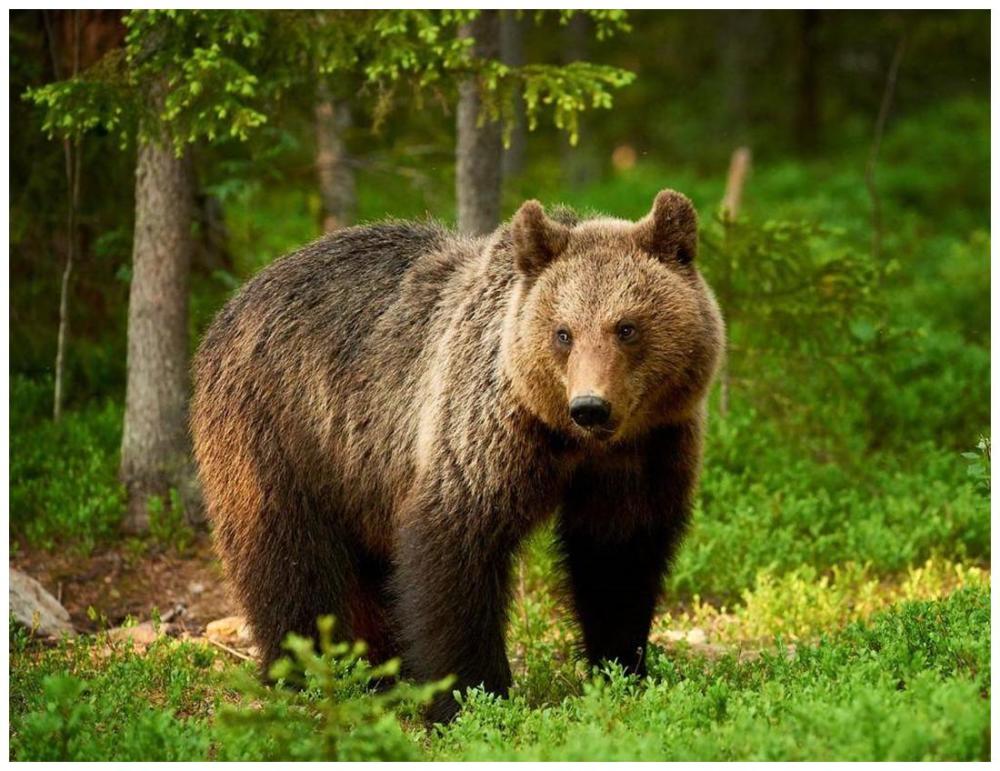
[510,200,570,277]
[634,189,699,265]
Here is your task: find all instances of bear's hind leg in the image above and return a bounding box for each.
[346,548,401,667]
[215,489,355,673]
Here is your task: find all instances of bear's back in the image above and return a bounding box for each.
[191,220,494,517]
[197,222,452,375]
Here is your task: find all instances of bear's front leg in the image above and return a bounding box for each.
[392,497,516,724]
[557,519,678,677]
[558,422,700,677]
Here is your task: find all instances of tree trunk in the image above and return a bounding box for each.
[561,12,597,188]
[53,140,79,422]
[315,81,355,233]
[45,9,82,422]
[456,10,503,236]
[119,130,197,534]
[500,10,526,180]
[794,10,822,155]
[718,12,753,146]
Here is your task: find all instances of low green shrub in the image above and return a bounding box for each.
[430,587,990,761]
[10,376,125,552]
[215,616,451,761]
[10,636,218,761]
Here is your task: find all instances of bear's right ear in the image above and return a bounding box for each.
[634,189,699,265]
[510,200,570,277]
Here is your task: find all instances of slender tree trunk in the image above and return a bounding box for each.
[865,38,906,262]
[794,10,822,155]
[46,9,82,422]
[561,12,597,188]
[53,141,80,421]
[456,10,502,235]
[500,10,526,180]
[120,121,196,534]
[315,81,355,233]
[721,146,752,221]
[193,189,233,273]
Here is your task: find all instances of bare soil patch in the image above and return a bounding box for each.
[11,534,236,636]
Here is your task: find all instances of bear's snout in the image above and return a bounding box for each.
[568,394,612,429]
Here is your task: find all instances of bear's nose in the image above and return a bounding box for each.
[569,395,612,428]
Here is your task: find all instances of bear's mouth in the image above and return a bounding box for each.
[578,422,618,442]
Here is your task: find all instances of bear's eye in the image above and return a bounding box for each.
[555,328,573,347]
[617,323,637,342]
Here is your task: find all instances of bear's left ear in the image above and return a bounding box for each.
[510,200,571,278]
[634,189,699,265]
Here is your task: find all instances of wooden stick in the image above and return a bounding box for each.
[718,146,752,416]
[721,146,752,220]
[204,637,255,663]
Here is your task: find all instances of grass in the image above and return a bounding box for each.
[10,584,990,761]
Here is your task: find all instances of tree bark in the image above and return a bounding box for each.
[53,141,79,422]
[456,10,503,236]
[315,81,355,233]
[119,127,197,533]
[500,10,526,180]
[721,146,752,221]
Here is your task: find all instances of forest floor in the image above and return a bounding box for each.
[13,535,234,636]
[10,540,990,761]
[11,532,990,669]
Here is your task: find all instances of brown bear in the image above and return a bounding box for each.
[191,189,725,723]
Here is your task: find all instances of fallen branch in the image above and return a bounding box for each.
[204,636,256,663]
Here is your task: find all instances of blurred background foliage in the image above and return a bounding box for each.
[10,9,987,554]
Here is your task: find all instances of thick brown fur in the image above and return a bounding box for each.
[191,190,725,723]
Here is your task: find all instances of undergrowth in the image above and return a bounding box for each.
[9,587,990,761]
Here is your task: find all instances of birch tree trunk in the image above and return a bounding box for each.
[456,10,502,235]
[119,126,197,533]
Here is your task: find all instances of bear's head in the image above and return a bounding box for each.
[502,190,725,444]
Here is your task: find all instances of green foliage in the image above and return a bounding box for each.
[701,213,888,362]
[431,588,990,760]
[10,376,125,552]
[145,489,196,553]
[665,557,989,645]
[25,10,634,152]
[10,637,219,761]
[962,435,990,495]
[673,408,989,601]
[10,590,988,761]
[216,616,451,761]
